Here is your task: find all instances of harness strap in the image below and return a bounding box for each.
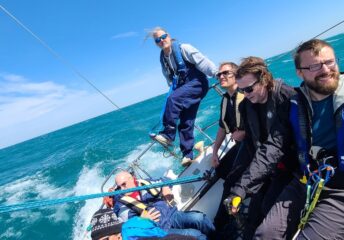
[289,92,311,172]
[137,179,161,197]
[119,195,147,215]
[220,92,244,134]
[235,92,245,129]
[221,97,230,134]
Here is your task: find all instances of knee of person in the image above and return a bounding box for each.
[253,224,273,240]
[254,222,279,240]
[187,211,206,222]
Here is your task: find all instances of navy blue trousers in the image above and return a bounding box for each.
[161,79,208,159]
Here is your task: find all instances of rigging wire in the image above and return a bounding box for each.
[0,4,121,111]
[0,4,218,144]
[269,19,344,63]
[312,20,344,39]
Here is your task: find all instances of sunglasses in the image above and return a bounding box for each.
[216,70,235,79]
[237,81,259,94]
[154,33,168,44]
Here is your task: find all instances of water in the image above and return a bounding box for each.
[1,33,344,239]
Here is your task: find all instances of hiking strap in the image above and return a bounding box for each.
[235,92,244,129]
[137,179,161,197]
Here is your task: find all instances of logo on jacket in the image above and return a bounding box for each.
[267,111,273,119]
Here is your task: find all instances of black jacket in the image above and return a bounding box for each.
[231,75,344,199]
[230,80,297,198]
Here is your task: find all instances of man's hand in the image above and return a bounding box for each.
[141,208,161,222]
[223,196,242,215]
[211,152,220,168]
[164,193,177,207]
[162,187,176,207]
[231,130,245,142]
[103,187,116,208]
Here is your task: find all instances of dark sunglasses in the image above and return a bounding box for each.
[154,33,168,43]
[237,81,259,94]
[216,70,235,79]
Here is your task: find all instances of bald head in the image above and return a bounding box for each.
[115,171,135,190]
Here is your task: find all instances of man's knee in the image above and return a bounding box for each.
[254,221,282,240]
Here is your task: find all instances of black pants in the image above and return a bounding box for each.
[214,171,292,239]
[254,176,344,240]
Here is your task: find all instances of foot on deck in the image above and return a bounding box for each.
[150,134,172,147]
[181,157,193,167]
[194,141,204,153]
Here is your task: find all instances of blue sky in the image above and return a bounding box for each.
[1,0,344,148]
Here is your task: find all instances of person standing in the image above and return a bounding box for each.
[151,27,217,163]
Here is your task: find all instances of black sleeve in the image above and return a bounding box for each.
[230,98,294,199]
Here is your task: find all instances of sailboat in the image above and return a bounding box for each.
[1,3,344,239]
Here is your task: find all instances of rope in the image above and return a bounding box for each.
[268,19,344,63]
[0,4,123,111]
[0,173,208,214]
[292,160,335,239]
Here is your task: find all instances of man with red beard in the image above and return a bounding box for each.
[225,39,344,239]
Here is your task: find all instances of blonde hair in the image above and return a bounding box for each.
[144,26,169,41]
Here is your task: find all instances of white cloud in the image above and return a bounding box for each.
[0,69,167,149]
[2,73,27,82]
[111,31,138,40]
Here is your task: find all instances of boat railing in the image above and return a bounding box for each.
[98,81,224,194]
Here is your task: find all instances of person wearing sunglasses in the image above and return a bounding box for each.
[218,56,296,239]
[150,27,217,164]
[225,39,344,240]
[210,62,247,234]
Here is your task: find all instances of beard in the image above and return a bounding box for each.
[304,70,340,95]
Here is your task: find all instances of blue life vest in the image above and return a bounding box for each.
[121,217,168,240]
[289,88,344,172]
[159,41,207,90]
[114,179,177,230]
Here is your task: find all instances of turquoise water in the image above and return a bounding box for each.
[1,33,344,239]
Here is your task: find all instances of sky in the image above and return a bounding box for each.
[1,0,344,149]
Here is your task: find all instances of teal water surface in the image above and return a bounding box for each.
[1,33,344,239]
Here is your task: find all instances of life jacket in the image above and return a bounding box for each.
[289,87,344,172]
[220,91,244,134]
[118,179,161,215]
[159,41,207,90]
